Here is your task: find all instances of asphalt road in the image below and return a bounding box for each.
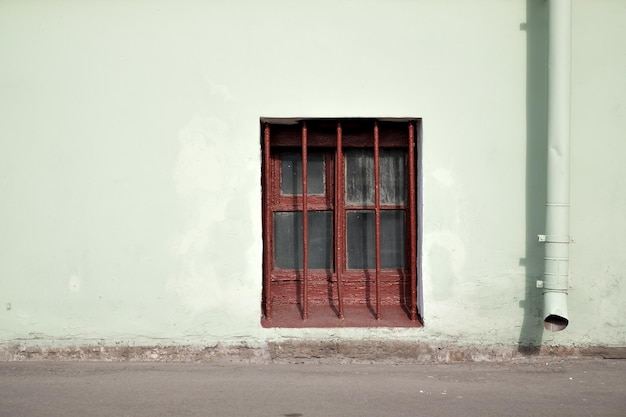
[1,359,624,417]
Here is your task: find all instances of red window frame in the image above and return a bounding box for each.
[262,118,421,327]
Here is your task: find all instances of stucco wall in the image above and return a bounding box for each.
[1,0,625,350]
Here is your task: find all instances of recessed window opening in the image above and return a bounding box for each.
[261,118,422,328]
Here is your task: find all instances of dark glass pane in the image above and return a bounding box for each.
[308,211,333,269]
[380,210,406,268]
[346,210,406,269]
[273,211,333,269]
[345,149,407,206]
[346,210,375,269]
[280,152,325,196]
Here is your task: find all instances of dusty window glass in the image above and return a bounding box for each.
[345,149,406,206]
[273,211,333,269]
[280,152,325,196]
[346,210,406,269]
[345,149,374,206]
[379,149,406,205]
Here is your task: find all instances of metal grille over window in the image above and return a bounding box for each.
[261,118,421,328]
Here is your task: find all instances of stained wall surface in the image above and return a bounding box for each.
[1,0,625,349]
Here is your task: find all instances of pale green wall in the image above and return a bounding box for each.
[569,0,626,345]
[1,0,624,348]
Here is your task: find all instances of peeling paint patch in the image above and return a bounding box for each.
[423,231,467,301]
[204,76,238,102]
[168,113,256,316]
[170,114,231,313]
[68,275,81,293]
[172,113,231,199]
[432,167,455,187]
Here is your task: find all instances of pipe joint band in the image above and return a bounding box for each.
[543,288,569,294]
[543,274,568,289]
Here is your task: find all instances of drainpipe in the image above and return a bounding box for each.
[539,0,572,331]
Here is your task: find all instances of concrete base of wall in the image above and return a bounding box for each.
[2,341,625,363]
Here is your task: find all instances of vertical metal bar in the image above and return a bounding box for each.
[301,122,309,320]
[374,121,381,320]
[335,122,345,319]
[263,123,272,319]
[408,122,418,320]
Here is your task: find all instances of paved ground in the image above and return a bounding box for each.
[1,359,625,417]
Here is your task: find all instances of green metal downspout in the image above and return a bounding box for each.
[539,0,572,331]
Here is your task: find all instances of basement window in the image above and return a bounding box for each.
[261,118,422,328]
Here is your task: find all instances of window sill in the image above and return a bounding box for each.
[261,304,422,328]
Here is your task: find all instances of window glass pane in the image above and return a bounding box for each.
[345,149,407,206]
[346,210,405,269]
[280,152,325,196]
[345,149,374,206]
[380,210,406,268]
[346,210,375,269]
[273,211,333,269]
[380,149,407,205]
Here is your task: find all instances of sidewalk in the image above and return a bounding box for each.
[1,359,625,417]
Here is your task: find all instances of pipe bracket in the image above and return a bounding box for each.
[538,234,571,243]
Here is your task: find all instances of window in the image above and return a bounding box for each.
[261,118,421,327]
